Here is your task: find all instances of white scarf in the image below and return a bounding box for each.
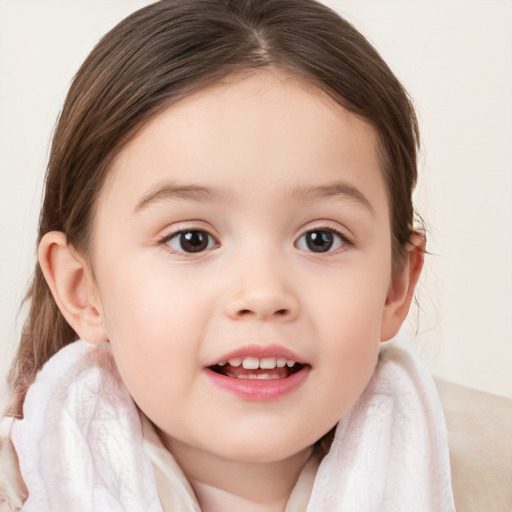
[10,340,455,512]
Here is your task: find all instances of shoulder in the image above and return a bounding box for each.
[435,377,512,512]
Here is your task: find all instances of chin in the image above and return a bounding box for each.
[211,433,319,465]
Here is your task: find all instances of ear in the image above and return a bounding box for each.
[38,231,107,344]
[380,234,425,342]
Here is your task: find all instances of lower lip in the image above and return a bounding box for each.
[204,366,310,401]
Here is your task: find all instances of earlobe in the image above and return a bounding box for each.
[38,231,107,344]
[380,234,425,342]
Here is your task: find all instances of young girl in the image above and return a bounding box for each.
[0,0,499,510]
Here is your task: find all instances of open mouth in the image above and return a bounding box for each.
[209,357,305,380]
[205,351,310,400]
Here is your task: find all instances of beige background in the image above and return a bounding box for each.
[1,0,511,404]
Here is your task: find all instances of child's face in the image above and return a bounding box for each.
[89,70,405,465]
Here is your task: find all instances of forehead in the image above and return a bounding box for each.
[99,69,387,216]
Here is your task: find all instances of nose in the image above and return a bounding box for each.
[223,253,300,322]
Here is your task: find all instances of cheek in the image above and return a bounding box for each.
[95,271,178,379]
[306,262,390,401]
[318,294,382,378]
[95,260,219,406]
[98,259,199,339]
[309,260,390,335]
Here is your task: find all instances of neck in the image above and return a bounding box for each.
[164,438,314,512]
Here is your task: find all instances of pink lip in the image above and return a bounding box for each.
[204,343,310,401]
[204,365,310,401]
[205,344,306,367]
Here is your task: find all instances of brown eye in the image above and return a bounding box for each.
[296,229,346,253]
[305,230,334,252]
[165,230,216,253]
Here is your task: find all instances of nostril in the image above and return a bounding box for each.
[236,308,289,318]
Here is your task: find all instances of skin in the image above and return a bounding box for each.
[39,69,423,512]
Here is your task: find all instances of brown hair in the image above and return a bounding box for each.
[7,0,420,416]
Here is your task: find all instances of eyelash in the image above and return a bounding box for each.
[159,229,219,256]
[158,226,353,256]
[295,226,353,254]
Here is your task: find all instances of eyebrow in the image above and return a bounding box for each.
[134,179,374,215]
[134,180,231,212]
[289,181,375,215]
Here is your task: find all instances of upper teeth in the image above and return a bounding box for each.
[223,357,296,369]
